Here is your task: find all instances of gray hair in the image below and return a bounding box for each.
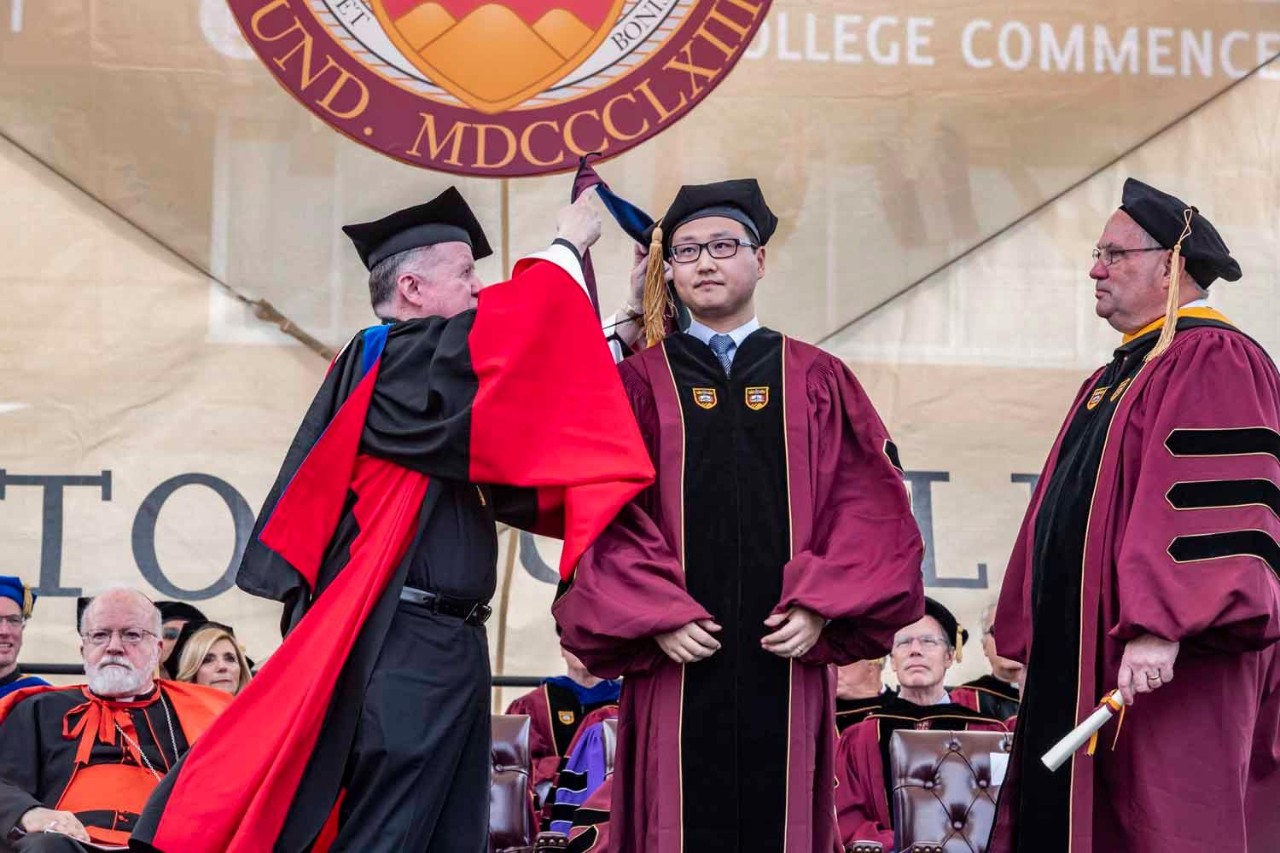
[368,245,437,312]
[79,585,162,636]
[980,600,998,632]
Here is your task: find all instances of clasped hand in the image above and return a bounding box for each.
[655,607,824,664]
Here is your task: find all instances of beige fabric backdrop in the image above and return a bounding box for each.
[1,0,1277,696]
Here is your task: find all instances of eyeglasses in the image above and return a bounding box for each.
[669,238,757,264]
[1092,246,1166,267]
[892,635,947,651]
[0,615,27,628]
[81,628,157,646]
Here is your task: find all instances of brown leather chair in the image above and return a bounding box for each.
[491,714,536,853]
[888,730,1013,853]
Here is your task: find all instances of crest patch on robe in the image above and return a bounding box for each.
[745,386,770,410]
[692,388,718,410]
[1086,386,1110,410]
[558,710,576,725]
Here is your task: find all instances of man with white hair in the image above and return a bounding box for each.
[952,600,1022,722]
[834,657,894,733]
[0,587,231,850]
[834,598,1006,848]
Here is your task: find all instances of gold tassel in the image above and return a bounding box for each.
[1086,693,1127,756]
[643,226,673,349]
[21,586,33,619]
[1145,209,1195,363]
[955,626,963,662]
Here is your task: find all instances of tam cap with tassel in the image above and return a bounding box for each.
[643,179,778,348]
[1117,178,1242,361]
[0,576,35,619]
[922,596,969,662]
[569,155,691,348]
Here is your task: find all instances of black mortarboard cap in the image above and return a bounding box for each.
[342,186,493,271]
[156,601,208,625]
[1119,178,1242,287]
[923,597,968,661]
[649,179,779,255]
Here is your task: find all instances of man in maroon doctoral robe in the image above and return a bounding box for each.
[836,598,1007,848]
[990,178,1280,853]
[835,658,896,734]
[952,600,1022,723]
[554,179,925,852]
[131,188,654,853]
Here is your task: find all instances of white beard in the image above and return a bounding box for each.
[86,655,154,698]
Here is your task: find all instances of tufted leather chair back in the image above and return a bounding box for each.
[600,718,618,777]
[491,714,536,853]
[889,730,1013,853]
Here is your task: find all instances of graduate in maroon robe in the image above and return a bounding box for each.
[554,179,925,853]
[991,179,1280,853]
[836,598,1007,848]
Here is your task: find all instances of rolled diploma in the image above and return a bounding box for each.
[1040,689,1124,772]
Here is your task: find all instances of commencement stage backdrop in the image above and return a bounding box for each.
[1,0,1277,696]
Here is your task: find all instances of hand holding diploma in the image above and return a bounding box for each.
[1044,635,1182,771]
[1116,633,1179,704]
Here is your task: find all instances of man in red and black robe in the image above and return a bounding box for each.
[133,188,653,853]
[990,179,1280,853]
[554,179,925,852]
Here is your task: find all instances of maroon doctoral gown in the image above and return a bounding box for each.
[951,675,1020,724]
[555,329,925,853]
[991,309,1280,853]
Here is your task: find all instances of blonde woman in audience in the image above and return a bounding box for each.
[175,624,252,695]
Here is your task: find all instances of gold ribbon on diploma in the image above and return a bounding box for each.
[1041,688,1126,772]
[1085,691,1126,756]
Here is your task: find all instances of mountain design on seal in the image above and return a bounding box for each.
[374,0,626,111]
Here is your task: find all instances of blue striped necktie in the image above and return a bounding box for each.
[708,334,734,377]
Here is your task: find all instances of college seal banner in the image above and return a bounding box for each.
[229,0,773,176]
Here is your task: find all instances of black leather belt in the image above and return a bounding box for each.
[400,586,492,625]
